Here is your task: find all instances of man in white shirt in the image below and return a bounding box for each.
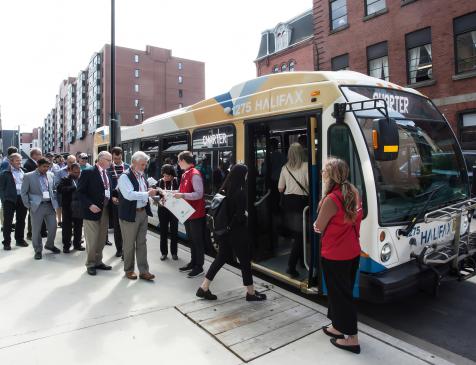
[117,151,158,281]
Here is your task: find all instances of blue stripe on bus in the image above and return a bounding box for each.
[359,255,386,273]
[214,92,234,115]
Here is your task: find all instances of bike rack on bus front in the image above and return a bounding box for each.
[418,198,476,278]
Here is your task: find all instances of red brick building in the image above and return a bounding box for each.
[255,10,315,76]
[313,0,476,149]
[42,44,205,155]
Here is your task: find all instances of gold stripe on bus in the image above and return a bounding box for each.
[384,145,398,153]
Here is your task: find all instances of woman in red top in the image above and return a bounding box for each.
[174,151,207,278]
[314,157,363,354]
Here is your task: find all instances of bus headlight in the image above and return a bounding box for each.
[380,243,392,262]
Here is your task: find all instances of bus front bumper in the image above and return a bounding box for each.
[359,261,449,303]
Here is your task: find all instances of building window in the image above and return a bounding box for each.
[460,112,476,149]
[454,12,476,74]
[134,99,139,107]
[330,0,347,30]
[179,103,183,108]
[179,89,183,98]
[281,63,287,72]
[134,54,139,63]
[365,0,386,16]
[367,41,389,81]
[331,53,349,71]
[288,60,296,71]
[406,27,432,84]
[134,84,139,92]
[273,65,279,73]
[134,69,140,78]
[178,62,183,70]
[135,114,139,121]
[178,75,183,84]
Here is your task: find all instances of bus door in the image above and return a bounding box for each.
[246,114,321,287]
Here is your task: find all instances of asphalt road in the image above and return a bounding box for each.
[356,276,476,364]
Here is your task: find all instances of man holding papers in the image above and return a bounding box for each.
[174,151,206,278]
[118,151,158,281]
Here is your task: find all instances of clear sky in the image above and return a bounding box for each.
[0,0,312,132]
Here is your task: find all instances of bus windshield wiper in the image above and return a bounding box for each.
[398,184,446,237]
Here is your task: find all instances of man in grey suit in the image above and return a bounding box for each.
[21,158,60,260]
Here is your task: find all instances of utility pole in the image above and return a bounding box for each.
[109,0,120,150]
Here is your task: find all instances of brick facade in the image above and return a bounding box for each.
[256,40,315,76]
[313,0,476,145]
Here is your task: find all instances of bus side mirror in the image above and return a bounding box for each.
[373,118,399,161]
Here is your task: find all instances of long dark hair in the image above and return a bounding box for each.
[219,164,247,195]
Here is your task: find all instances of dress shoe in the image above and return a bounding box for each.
[160,255,168,261]
[87,267,97,276]
[16,240,29,247]
[34,252,42,260]
[4,244,12,251]
[196,287,217,300]
[45,246,61,254]
[330,338,361,354]
[322,326,345,339]
[63,246,71,254]
[246,290,267,302]
[95,263,112,270]
[26,233,32,240]
[179,263,193,272]
[139,272,155,281]
[74,245,85,251]
[58,222,63,228]
[105,240,113,246]
[115,250,123,258]
[172,254,178,261]
[125,271,138,280]
[187,268,204,278]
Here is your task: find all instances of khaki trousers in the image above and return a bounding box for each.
[84,208,109,268]
[120,209,149,274]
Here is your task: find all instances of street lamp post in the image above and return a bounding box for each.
[109,0,120,150]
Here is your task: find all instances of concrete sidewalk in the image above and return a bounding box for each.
[0,230,454,365]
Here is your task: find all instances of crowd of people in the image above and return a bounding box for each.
[0,144,363,354]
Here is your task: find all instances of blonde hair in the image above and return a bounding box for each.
[286,143,305,170]
[322,157,359,222]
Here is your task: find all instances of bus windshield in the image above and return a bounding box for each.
[341,86,469,225]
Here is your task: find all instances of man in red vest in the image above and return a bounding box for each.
[174,151,206,278]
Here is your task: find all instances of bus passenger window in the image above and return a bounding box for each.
[160,132,190,183]
[140,136,159,179]
[328,125,366,213]
[192,126,235,196]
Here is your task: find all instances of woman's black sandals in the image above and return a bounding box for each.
[196,287,217,300]
[330,338,361,354]
[246,290,267,301]
[322,326,345,339]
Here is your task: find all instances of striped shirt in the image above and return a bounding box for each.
[108,163,126,188]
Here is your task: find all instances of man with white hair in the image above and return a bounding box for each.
[76,151,113,276]
[117,151,158,281]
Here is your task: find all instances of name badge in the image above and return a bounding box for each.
[42,191,50,200]
[105,190,111,199]
[16,183,22,191]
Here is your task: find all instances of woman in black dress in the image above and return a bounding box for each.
[157,164,179,261]
[196,164,266,301]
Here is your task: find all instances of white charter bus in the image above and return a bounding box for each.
[93,71,476,302]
